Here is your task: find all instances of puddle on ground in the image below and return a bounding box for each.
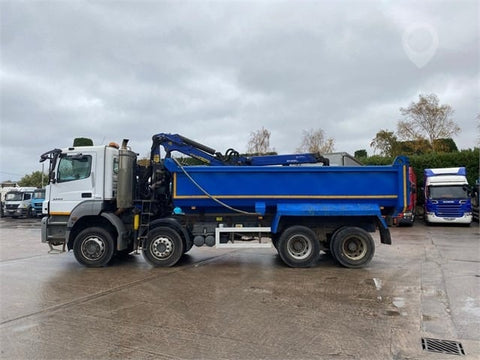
[385,310,401,316]
[462,296,480,318]
[244,286,272,294]
[422,314,434,321]
[392,297,405,308]
[364,277,383,290]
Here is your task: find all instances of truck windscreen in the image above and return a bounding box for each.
[429,185,468,200]
[33,190,45,199]
[5,193,22,201]
[57,155,92,182]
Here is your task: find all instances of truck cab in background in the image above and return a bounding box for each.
[32,188,46,217]
[3,187,36,218]
[1,186,17,217]
[424,167,472,225]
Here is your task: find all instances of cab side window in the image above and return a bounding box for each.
[113,158,119,175]
[58,155,92,182]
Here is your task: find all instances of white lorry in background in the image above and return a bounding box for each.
[3,187,37,218]
[1,186,17,217]
[424,167,472,225]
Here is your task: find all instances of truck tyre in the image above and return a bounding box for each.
[277,226,320,268]
[73,227,115,267]
[143,227,184,267]
[330,227,374,268]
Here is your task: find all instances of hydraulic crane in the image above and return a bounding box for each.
[150,133,330,166]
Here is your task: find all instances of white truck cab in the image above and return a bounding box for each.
[3,187,36,218]
[41,143,132,258]
[44,145,119,217]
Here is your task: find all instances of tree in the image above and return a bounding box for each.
[432,138,458,153]
[397,139,431,155]
[398,94,460,151]
[296,129,335,154]
[247,127,273,155]
[370,129,399,156]
[74,137,93,146]
[18,171,46,188]
[354,149,367,158]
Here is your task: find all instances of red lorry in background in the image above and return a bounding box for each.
[396,167,417,226]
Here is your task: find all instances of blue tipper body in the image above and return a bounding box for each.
[164,156,410,232]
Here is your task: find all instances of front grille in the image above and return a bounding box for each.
[34,204,42,210]
[422,338,465,356]
[435,204,464,217]
[6,204,18,210]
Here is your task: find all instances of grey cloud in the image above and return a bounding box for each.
[0,0,478,181]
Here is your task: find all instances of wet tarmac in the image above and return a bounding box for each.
[0,217,479,359]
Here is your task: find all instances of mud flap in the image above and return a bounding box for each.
[379,225,392,245]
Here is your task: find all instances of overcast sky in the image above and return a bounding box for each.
[1,0,478,182]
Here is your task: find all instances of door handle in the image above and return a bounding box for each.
[81,193,92,198]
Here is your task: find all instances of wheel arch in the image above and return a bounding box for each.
[148,217,192,250]
[67,215,117,251]
[276,215,378,237]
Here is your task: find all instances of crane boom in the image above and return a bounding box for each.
[151,133,329,166]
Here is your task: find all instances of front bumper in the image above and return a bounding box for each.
[3,208,28,217]
[426,213,472,224]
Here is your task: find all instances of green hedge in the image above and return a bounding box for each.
[359,148,479,204]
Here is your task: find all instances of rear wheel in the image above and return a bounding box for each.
[277,226,320,268]
[330,227,375,268]
[143,227,184,267]
[73,227,115,267]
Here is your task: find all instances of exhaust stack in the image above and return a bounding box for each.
[116,139,136,209]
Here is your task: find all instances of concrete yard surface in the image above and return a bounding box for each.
[0,217,479,359]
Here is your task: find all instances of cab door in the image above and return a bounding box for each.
[48,152,97,215]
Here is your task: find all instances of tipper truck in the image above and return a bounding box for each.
[40,133,410,268]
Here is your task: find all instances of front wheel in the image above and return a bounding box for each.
[330,227,375,268]
[277,226,320,268]
[73,227,115,267]
[143,227,184,267]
